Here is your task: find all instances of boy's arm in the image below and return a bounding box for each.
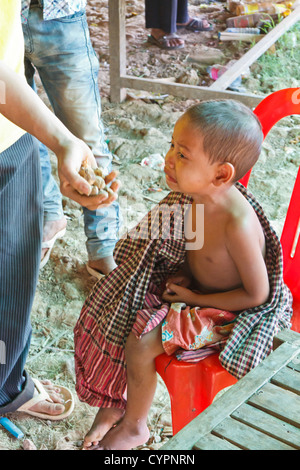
[0,62,118,210]
[163,219,270,311]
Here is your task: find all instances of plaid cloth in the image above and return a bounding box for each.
[21,0,86,23]
[74,184,293,408]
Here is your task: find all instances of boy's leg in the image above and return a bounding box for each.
[94,325,164,450]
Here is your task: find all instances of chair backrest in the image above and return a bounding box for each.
[240,88,300,299]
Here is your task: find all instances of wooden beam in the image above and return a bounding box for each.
[109,0,127,102]
[108,0,299,107]
[210,7,300,91]
[119,75,263,107]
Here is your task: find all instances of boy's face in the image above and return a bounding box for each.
[164,115,218,198]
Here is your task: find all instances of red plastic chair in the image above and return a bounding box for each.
[155,88,300,435]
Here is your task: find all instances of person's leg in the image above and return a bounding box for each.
[176,0,213,31]
[23,29,67,264]
[145,0,184,49]
[24,7,119,275]
[0,134,65,416]
[176,0,189,24]
[95,325,164,450]
[0,134,42,409]
[83,194,120,275]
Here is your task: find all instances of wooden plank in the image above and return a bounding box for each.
[273,328,300,349]
[119,75,263,107]
[232,403,300,449]
[287,355,300,373]
[271,366,300,394]
[193,432,241,450]
[109,0,127,102]
[248,382,300,428]
[161,341,300,450]
[210,7,300,91]
[213,416,295,450]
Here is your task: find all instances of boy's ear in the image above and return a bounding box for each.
[213,162,235,186]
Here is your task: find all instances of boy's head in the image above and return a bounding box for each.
[183,99,263,182]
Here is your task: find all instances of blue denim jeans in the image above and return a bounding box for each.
[23,6,120,260]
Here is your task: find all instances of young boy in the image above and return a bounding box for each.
[74,100,292,450]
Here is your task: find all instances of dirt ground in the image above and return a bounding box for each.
[1,0,299,450]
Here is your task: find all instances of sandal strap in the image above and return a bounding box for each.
[17,379,52,412]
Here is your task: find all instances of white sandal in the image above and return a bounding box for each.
[40,228,66,269]
[16,379,74,421]
[86,263,105,280]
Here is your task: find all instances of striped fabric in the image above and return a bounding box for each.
[0,134,42,409]
[21,0,87,23]
[74,185,293,409]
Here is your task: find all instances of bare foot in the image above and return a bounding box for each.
[41,216,67,261]
[29,380,65,416]
[83,408,125,449]
[88,255,117,276]
[95,418,150,450]
[150,29,184,48]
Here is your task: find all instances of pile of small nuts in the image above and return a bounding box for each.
[79,162,115,197]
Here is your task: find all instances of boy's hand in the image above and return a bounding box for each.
[162,283,197,305]
[165,270,192,290]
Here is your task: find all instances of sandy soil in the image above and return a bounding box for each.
[0,0,299,451]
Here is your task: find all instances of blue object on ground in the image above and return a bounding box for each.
[0,417,24,439]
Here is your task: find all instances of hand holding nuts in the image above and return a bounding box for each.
[79,162,116,198]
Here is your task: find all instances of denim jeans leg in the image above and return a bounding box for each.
[23,7,120,259]
[83,199,120,261]
[39,142,65,222]
[23,51,64,224]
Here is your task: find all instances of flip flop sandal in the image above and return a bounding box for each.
[86,263,106,280]
[147,34,184,50]
[16,379,74,421]
[177,19,213,32]
[40,227,66,269]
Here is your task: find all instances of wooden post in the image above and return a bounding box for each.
[109,0,127,102]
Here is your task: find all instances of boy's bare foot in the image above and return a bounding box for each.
[83,408,125,449]
[95,419,150,450]
[28,380,65,416]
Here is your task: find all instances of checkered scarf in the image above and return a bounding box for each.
[79,184,292,379]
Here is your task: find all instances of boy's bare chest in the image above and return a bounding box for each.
[185,208,241,291]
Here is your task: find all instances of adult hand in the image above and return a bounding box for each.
[56,137,120,211]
